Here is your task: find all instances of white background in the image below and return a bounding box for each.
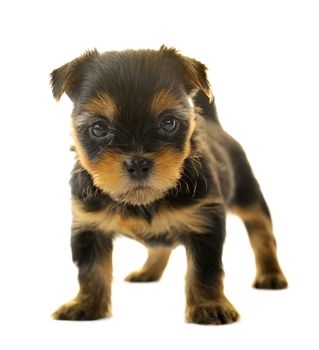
[1,0,318,349]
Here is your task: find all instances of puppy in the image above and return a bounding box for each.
[50,46,287,324]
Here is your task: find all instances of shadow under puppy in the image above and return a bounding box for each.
[50,46,287,324]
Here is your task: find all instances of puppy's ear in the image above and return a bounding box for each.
[182,57,212,101]
[50,49,99,101]
[160,45,212,101]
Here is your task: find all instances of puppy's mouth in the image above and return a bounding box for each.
[84,151,187,206]
[110,182,166,206]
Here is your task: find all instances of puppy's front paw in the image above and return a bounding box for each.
[52,298,110,321]
[186,300,239,325]
[253,273,288,290]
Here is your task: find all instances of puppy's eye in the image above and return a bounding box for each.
[160,116,178,133]
[89,123,111,139]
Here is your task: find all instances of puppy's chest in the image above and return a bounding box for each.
[72,199,206,243]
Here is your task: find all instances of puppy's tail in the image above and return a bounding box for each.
[194,91,220,124]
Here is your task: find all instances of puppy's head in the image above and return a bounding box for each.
[51,46,211,206]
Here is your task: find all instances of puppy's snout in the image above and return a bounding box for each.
[124,157,153,180]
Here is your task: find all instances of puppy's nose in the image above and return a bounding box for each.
[124,157,153,180]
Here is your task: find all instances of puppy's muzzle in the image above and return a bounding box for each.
[123,156,154,181]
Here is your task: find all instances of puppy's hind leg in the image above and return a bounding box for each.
[125,247,171,282]
[230,171,288,289]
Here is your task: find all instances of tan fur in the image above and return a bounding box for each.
[84,91,118,119]
[125,247,172,282]
[72,195,222,240]
[185,298,239,325]
[150,89,184,116]
[52,247,112,320]
[230,203,288,288]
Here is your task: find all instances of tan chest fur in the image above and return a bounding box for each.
[71,197,216,241]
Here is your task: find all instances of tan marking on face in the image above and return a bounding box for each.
[72,134,162,205]
[84,91,118,119]
[72,122,126,195]
[150,89,185,116]
[73,129,163,205]
[150,112,195,190]
[71,111,196,206]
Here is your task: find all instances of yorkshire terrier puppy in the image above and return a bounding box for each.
[50,46,287,324]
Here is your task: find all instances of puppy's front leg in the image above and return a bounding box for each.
[52,230,113,321]
[183,205,239,325]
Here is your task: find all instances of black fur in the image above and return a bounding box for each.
[74,108,191,161]
[164,156,214,206]
[141,233,175,247]
[182,204,225,286]
[194,91,220,123]
[71,230,113,275]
